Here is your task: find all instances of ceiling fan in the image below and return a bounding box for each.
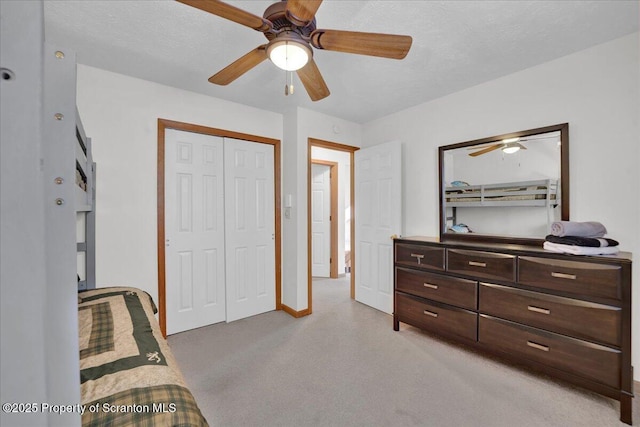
[176,0,413,101]
[467,134,559,157]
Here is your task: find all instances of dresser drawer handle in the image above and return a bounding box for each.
[527,341,550,352]
[527,305,550,315]
[468,261,487,268]
[423,283,439,290]
[551,272,577,280]
[411,253,425,264]
[423,310,438,318]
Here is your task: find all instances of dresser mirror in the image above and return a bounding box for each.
[439,123,569,245]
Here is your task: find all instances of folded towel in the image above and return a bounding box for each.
[543,241,619,255]
[545,235,619,247]
[550,221,607,238]
[449,224,472,233]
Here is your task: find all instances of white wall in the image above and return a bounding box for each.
[362,33,640,379]
[281,107,300,310]
[287,108,361,310]
[76,65,282,305]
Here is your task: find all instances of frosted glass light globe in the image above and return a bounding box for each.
[269,41,310,71]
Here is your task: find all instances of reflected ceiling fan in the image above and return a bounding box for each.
[467,134,558,157]
[176,0,413,101]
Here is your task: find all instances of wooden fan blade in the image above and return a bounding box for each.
[296,58,330,101]
[209,45,267,85]
[519,135,556,141]
[285,0,323,26]
[466,143,498,150]
[311,29,412,59]
[468,144,502,157]
[177,0,271,32]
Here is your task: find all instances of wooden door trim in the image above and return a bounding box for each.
[307,138,359,314]
[311,160,338,278]
[158,118,281,337]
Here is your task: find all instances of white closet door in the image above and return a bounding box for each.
[355,141,402,314]
[311,163,331,277]
[165,129,226,335]
[224,138,276,322]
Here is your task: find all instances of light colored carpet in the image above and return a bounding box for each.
[168,276,638,426]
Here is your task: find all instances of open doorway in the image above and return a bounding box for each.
[311,160,339,279]
[307,138,359,314]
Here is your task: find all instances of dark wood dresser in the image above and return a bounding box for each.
[393,236,633,424]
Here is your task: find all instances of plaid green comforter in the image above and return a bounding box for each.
[78,287,208,427]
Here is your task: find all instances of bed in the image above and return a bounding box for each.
[78,286,208,427]
[445,179,557,207]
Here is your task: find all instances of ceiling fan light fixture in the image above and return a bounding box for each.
[502,142,521,154]
[267,39,311,71]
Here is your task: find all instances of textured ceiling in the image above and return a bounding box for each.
[44,1,639,123]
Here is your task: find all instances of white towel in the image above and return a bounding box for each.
[550,221,607,238]
[543,241,619,255]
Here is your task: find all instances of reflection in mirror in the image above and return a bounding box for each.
[439,123,569,243]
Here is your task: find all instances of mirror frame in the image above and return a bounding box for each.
[438,123,569,246]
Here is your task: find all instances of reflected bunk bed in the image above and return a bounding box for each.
[445,179,557,207]
[444,179,558,231]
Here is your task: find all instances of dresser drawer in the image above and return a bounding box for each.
[479,283,621,347]
[447,249,515,282]
[396,293,477,341]
[479,315,620,388]
[395,244,445,271]
[518,257,621,300]
[396,267,477,310]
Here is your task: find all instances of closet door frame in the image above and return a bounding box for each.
[157,118,281,337]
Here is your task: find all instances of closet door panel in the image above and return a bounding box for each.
[224,138,276,322]
[165,130,226,334]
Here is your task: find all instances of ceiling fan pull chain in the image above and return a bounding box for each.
[284,71,294,96]
[284,71,289,96]
[284,70,289,95]
[289,71,295,95]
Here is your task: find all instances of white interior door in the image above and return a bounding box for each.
[311,163,331,277]
[224,138,276,322]
[355,141,402,314]
[165,129,226,335]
